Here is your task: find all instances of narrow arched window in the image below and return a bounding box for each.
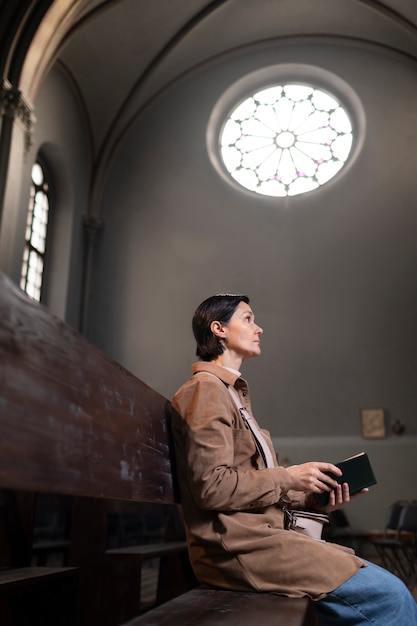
[20,161,50,302]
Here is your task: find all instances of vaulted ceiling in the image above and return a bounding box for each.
[3,0,417,171]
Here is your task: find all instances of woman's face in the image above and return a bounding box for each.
[220,301,263,361]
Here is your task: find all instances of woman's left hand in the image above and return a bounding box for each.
[318,483,369,513]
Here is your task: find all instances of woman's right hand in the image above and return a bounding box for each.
[285,461,342,494]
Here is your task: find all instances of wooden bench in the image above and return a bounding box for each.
[0,272,314,625]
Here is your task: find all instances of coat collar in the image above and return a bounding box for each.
[191,361,241,387]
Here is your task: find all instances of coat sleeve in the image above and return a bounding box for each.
[172,376,292,512]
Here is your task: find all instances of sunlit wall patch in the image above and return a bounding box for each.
[207,65,365,199]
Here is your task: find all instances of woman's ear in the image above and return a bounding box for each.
[210,320,226,338]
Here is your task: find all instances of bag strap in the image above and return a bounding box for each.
[227,386,275,469]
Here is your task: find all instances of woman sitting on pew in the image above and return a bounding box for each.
[171,294,417,625]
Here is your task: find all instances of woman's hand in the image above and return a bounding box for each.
[318,483,369,513]
[284,462,370,512]
[285,461,341,494]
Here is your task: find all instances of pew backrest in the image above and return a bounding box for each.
[0,272,176,504]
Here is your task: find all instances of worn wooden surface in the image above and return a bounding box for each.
[123,588,310,626]
[0,273,176,504]
[0,566,78,590]
[107,540,187,558]
[0,273,187,625]
[0,565,79,626]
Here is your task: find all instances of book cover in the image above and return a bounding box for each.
[314,452,377,507]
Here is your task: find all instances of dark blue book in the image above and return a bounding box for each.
[314,452,377,507]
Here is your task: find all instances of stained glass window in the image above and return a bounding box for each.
[220,84,353,197]
[20,161,50,301]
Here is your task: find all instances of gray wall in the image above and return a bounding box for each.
[89,42,417,434]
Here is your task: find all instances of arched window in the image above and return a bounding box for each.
[20,160,50,302]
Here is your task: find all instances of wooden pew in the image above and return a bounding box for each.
[0,272,312,625]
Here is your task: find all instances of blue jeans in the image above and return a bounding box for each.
[314,560,417,625]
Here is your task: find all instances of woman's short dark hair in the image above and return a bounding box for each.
[192,294,250,361]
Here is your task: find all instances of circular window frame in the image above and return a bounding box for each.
[206,64,366,199]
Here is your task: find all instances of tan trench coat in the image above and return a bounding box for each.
[171,361,364,600]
